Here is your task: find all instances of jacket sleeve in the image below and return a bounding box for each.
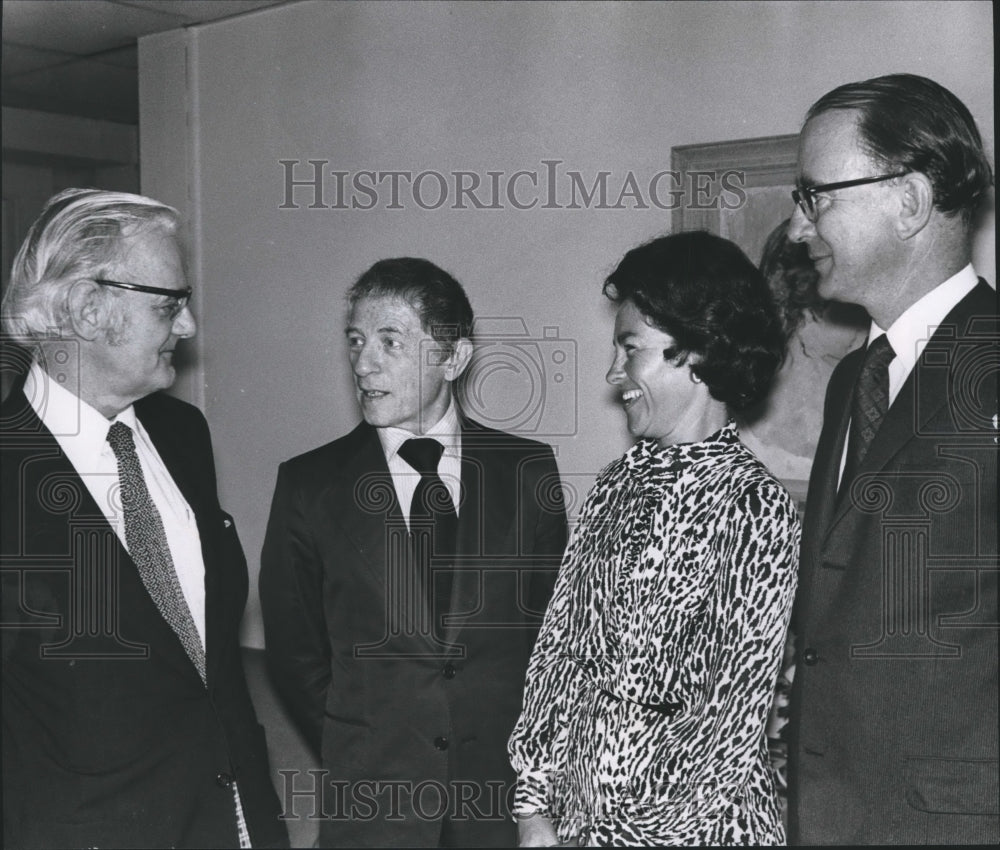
[259,461,331,756]
[523,446,568,628]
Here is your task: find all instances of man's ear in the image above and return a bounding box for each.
[896,172,934,240]
[66,280,105,341]
[444,337,474,382]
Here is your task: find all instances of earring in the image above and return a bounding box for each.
[689,371,702,384]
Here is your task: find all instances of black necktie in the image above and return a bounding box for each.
[840,335,896,498]
[397,438,458,638]
[106,421,206,683]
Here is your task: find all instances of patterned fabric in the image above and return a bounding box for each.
[106,421,206,683]
[107,422,252,848]
[233,785,251,849]
[508,423,800,845]
[840,334,895,495]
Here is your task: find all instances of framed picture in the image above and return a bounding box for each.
[671,134,867,514]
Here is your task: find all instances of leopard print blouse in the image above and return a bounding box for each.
[509,423,799,845]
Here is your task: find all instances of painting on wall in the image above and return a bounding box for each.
[671,135,868,513]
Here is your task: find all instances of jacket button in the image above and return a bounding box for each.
[434,736,449,750]
[803,648,819,666]
[443,663,456,679]
[215,772,233,788]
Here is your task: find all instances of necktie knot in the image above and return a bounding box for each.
[840,334,897,500]
[107,420,136,456]
[864,334,895,371]
[398,438,445,475]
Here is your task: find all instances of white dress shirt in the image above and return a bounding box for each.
[838,264,980,484]
[24,361,207,646]
[376,397,463,528]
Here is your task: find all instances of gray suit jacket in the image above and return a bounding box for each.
[788,281,998,844]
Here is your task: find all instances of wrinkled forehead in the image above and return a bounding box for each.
[108,225,187,280]
[348,293,425,333]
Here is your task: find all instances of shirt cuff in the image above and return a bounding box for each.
[513,768,556,818]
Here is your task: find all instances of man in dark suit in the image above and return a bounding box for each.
[260,257,567,847]
[787,74,997,844]
[1,189,287,849]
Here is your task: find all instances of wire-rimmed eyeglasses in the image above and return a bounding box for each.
[94,278,193,319]
[792,172,908,221]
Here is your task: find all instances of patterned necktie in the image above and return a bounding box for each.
[106,421,206,683]
[397,438,458,638]
[840,335,896,498]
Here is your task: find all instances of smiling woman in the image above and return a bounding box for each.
[509,230,801,847]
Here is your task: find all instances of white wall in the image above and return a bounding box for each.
[138,0,995,648]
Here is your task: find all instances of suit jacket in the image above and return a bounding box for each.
[259,417,567,847]
[788,280,999,844]
[1,387,287,850]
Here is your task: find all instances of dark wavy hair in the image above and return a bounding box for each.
[807,73,993,224]
[348,257,474,352]
[759,218,822,339]
[604,231,785,412]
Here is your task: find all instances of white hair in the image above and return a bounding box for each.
[2,188,180,347]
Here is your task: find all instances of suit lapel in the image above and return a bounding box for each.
[329,423,405,583]
[134,399,214,684]
[823,281,992,542]
[444,419,518,645]
[6,391,199,681]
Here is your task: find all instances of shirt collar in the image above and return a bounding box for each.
[872,264,979,373]
[376,396,462,462]
[25,360,138,461]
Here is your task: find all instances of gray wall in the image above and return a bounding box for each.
[137,0,995,648]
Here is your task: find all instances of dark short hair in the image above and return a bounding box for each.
[807,73,993,223]
[759,218,821,339]
[347,257,474,350]
[604,231,785,412]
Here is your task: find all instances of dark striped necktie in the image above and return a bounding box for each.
[840,335,895,499]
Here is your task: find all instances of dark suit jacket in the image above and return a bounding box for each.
[788,281,999,844]
[259,417,567,847]
[1,388,287,849]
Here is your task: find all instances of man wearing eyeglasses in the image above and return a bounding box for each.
[0,189,287,848]
[786,75,997,845]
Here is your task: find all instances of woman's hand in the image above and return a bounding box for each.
[517,812,561,846]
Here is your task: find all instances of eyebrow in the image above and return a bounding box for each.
[344,325,405,336]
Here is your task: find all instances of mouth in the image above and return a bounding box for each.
[358,388,388,400]
[621,388,643,409]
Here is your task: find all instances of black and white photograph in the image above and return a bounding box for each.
[2,1,995,847]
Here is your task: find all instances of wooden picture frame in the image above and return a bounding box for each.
[672,133,799,269]
[670,134,867,515]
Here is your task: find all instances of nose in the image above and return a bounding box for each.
[788,204,815,243]
[606,350,625,386]
[172,304,196,338]
[352,341,379,377]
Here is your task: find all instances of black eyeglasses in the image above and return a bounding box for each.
[94,278,193,319]
[792,172,908,221]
